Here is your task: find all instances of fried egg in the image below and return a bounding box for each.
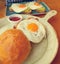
[10,4,28,13]
[17,19,46,43]
[28,2,43,10]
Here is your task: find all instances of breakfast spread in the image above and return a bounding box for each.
[0,0,58,64]
[0,9,58,64]
[0,13,47,64]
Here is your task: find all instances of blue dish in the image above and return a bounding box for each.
[6,2,50,16]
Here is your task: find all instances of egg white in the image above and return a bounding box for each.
[11,4,28,13]
[17,19,46,43]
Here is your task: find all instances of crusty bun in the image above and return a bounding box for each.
[0,29,31,64]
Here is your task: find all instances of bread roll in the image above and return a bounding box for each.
[0,29,31,64]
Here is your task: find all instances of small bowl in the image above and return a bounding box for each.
[7,14,23,26]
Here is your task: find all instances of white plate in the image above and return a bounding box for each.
[0,14,58,64]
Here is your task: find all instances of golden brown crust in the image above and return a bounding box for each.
[0,29,31,64]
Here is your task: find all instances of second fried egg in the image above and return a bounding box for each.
[28,2,43,10]
[10,4,28,13]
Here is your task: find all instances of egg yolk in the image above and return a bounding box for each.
[19,4,26,8]
[34,2,40,6]
[27,23,38,32]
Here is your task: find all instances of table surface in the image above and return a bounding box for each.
[0,0,60,64]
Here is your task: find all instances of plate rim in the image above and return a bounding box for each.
[34,21,58,64]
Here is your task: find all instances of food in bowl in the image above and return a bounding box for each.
[0,29,31,64]
[7,14,23,28]
[9,16,21,21]
[8,14,22,22]
[17,19,46,43]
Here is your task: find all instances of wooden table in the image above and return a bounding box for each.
[0,0,60,64]
[0,0,6,18]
